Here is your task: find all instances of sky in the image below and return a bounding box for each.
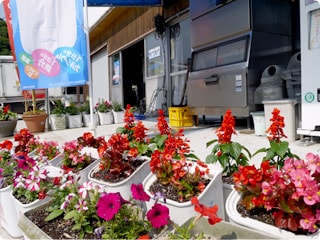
[0,1,109,28]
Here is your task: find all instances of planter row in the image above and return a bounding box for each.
[49,111,125,130]
[2,158,318,239]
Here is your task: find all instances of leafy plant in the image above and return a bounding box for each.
[112,101,124,112]
[0,140,16,188]
[0,105,17,121]
[150,110,210,202]
[205,109,251,177]
[233,155,320,234]
[95,99,112,113]
[65,102,80,115]
[79,100,90,114]
[12,153,60,203]
[51,100,66,115]
[253,108,299,169]
[33,139,61,162]
[61,139,94,173]
[45,180,170,239]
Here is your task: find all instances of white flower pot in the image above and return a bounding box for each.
[142,165,225,225]
[223,183,234,221]
[82,112,99,127]
[88,157,151,200]
[49,114,66,130]
[226,189,320,240]
[112,110,125,124]
[0,185,23,238]
[98,111,113,125]
[66,114,83,128]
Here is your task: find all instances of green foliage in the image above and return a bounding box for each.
[51,100,66,115]
[253,140,299,169]
[79,101,90,113]
[206,139,251,177]
[65,102,80,115]
[112,101,124,112]
[0,19,11,55]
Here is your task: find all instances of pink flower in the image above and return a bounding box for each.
[131,183,150,202]
[79,181,93,199]
[97,193,123,221]
[75,199,88,212]
[25,176,41,191]
[300,215,318,233]
[261,181,272,195]
[146,203,170,229]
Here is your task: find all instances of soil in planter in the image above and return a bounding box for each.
[148,178,210,203]
[90,159,145,183]
[236,203,315,236]
[25,208,97,239]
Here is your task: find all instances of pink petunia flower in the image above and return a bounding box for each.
[146,203,170,228]
[97,193,123,221]
[131,183,150,201]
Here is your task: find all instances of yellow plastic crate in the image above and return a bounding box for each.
[168,107,194,127]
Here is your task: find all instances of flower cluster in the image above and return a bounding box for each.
[61,139,94,172]
[13,128,36,153]
[0,140,15,188]
[253,108,299,169]
[46,180,170,239]
[33,139,61,163]
[150,112,210,202]
[206,109,251,177]
[95,99,113,113]
[0,104,17,121]
[233,154,320,234]
[78,105,157,180]
[12,153,60,203]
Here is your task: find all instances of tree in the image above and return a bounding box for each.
[0,18,11,55]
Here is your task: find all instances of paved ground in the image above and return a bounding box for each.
[1,116,320,239]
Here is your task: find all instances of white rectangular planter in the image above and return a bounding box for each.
[88,158,151,200]
[82,112,99,127]
[66,114,83,129]
[226,189,320,240]
[0,185,23,238]
[112,110,125,124]
[142,166,224,225]
[97,111,113,125]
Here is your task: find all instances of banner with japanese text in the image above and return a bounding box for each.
[10,0,88,90]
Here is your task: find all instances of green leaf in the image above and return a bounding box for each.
[64,210,77,220]
[206,139,218,148]
[44,209,64,221]
[280,198,294,213]
[205,154,217,164]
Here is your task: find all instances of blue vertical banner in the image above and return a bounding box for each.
[10,0,88,90]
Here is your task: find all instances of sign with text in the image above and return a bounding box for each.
[10,0,88,90]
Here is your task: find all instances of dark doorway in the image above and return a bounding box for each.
[122,41,145,112]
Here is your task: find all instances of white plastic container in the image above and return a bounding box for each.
[251,112,266,136]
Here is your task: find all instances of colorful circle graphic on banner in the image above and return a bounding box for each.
[54,47,84,74]
[31,49,60,77]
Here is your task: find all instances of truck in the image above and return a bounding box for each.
[0,55,84,113]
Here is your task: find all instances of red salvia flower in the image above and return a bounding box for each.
[215,109,236,144]
[265,108,287,142]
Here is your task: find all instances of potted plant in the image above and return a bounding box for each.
[19,181,171,239]
[142,109,225,225]
[95,99,113,125]
[79,99,98,127]
[226,108,320,239]
[205,109,251,219]
[10,153,63,216]
[49,99,67,130]
[60,138,97,184]
[111,100,124,123]
[0,140,24,238]
[32,139,62,167]
[86,105,154,199]
[13,128,36,154]
[0,104,18,137]
[65,101,82,128]
[22,90,48,133]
